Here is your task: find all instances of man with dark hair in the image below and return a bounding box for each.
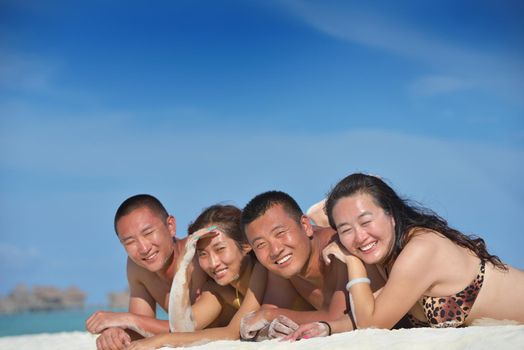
[86,194,210,350]
[239,191,385,339]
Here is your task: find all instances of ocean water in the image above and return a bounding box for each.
[0,307,168,337]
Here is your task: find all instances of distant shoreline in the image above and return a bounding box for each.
[0,285,130,315]
[0,306,166,337]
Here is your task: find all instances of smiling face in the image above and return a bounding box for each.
[244,204,313,279]
[196,229,247,286]
[116,206,176,273]
[332,192,395,265]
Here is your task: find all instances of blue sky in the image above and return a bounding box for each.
[1,0,523,305]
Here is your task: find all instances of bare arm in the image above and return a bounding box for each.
[168,227,218,332]
[283,313,353,341]
[87,257,172,338]
[329,238,434,329]
[123,260,170,336]
[86,259,170,350]
[89,228,219,338]
[125,263,268,350]
[189,284,227,329]
[255,259,349,325]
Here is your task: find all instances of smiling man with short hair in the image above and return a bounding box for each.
[239,191,382,339]
[86,194,211,350]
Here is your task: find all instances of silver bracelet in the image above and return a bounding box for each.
[345,277,371,291]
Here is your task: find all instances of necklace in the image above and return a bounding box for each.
[233,287,241,308]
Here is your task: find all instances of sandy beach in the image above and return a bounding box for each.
[1,325,523,350]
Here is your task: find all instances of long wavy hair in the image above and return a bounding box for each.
[325,173,506,270]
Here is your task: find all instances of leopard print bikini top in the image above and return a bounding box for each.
[408,260,486,328]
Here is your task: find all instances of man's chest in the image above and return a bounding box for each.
[290,277,327,310]
[145,277,172,311]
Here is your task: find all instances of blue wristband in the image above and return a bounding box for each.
[345,277,371,291]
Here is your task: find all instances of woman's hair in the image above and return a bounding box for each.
[325,173,506,270]
[188,204,247,247]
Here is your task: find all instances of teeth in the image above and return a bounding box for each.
[214,268,227,278]
[360,242,377,252]
[145,252,157,260]
[276,255,291,265]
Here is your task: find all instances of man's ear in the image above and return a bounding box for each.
[300,215,314,238]
[167,215,177,237]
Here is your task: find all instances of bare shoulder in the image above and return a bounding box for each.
[175,236,189,250]
[404,228,445,250]
[125,258,159,313]
[392,229,441,276]
[312,226,336,247]
[126,257,149,284]
[125,257,166,299]
[406,229,453,258]
[313,225,336,236]
[252,261,267,276]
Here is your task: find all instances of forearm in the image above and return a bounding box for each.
[329,314,353,334]
[145,325,239,348]
[128,314,170,337]
[168,248,195,332]
[260,307,336,325]
[345,259,375,328]
[168,272,194,332]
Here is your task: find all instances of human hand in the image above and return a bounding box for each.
[239,310,270,341]
[87,311,132,334]
[268,315,299,339]
[283,321,330,342]
[183,226,221,262]
[322,240,352,265]
[124,335,165,350]
[95,327,131,350]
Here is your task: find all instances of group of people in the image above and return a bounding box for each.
[85,173,524,350]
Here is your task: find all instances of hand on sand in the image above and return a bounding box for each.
[86,311,132,334]
[239,310,270,341]
[283,321,330,341]
[95,327,131,350]
[268,315,299,339]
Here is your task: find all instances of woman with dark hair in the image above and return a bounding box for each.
[125,204,274,349]
[288,173,523,338]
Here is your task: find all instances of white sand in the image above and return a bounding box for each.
[1,325,523,350]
